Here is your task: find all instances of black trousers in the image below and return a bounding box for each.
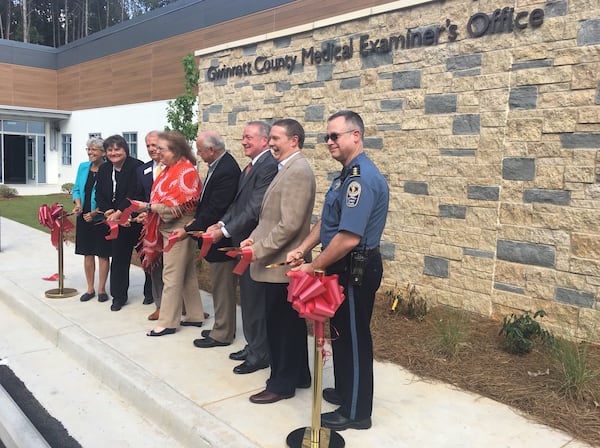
[329,252,382,420]
[264,282,311,395]
[109,222,142,305]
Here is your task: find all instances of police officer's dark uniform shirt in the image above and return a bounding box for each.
[321,151,389,423]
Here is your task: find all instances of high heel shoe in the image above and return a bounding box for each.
[146,328,176,337]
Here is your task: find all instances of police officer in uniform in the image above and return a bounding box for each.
[288,110,389,431]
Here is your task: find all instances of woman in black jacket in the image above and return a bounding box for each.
[95,135,144,311]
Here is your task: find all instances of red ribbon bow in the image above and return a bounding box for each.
[285,271,345,323]
[225,247,254,275]
[38,203,74,248]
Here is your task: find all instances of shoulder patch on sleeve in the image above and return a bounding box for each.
[346,180,361,207]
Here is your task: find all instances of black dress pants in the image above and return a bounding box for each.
[264,282,311,395]
[109,222,142,305]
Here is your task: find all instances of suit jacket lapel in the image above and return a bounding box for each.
[262,153,303,208]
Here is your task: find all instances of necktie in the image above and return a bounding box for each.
[244,162,252,176]
[155,163,163,180]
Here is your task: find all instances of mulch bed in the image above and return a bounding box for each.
[371,298,600,446]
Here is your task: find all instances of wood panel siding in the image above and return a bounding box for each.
[0,63,57,109]
[4,0,395,111]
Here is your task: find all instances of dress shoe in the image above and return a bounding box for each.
[229,348,248,361]
[321,411,371,431]
[110,300,126,311]
[80,291,95,302]
[202,329,235,339]
[323,387,343,405]
[297,380,312,389]
[148,308,160,321]
[193,336,230,348]
[249,389,294,404]
[98,293,109,302]
[233,360,269,375]
[143,296,154,305]
[147,328,176,337]
[180,321,203,327]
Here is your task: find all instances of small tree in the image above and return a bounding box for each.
[165,53,200,141]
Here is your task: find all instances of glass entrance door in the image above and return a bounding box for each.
[27,136,36,182]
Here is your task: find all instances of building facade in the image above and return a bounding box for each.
[2,0,600,340]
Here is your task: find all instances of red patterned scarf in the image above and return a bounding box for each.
[141,158,201,270]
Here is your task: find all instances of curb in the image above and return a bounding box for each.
[0,276,259,448]
[0,383,51,448]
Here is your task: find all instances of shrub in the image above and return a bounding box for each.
[61,183,74,194]
[428,308,470,359]
[385,283,427,320]
[384,284,404,315]
[0,185,18,198]
[499,310,553,355]
[552,338,599,401]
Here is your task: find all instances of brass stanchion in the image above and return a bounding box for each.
[45,204,77,299]
[286,270,344,448]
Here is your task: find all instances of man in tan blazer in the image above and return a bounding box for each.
[241,118,316,404]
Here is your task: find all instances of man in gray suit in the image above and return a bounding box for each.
[241,118,316,403]
[205,121,278,374]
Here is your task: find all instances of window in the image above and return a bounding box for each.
[123,132,138,158]
[62,134,72,165]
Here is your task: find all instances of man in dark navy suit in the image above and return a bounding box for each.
[173,130,241,347]
[136,131,164,318]
[205,121,278,373]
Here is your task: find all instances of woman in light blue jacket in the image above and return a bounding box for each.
[72,137,111,302]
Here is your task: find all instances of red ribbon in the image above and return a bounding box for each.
[195,233,213,261]
[162,232,179,252]
[225,247,254,275]
[118,202,137,224]
[129,199,145,211]
[38,203,74,248]
[102,221,116,240]
[286,271,345,323]
[42,273,59,281]
[103,201,138,240]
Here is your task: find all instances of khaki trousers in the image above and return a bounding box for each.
[207,259,238,343]
[157,235,204,329]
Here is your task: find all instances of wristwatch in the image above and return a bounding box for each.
[146,202,151,213]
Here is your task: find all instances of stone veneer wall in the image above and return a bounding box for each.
[196,0,600,342]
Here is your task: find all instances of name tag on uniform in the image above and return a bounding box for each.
[144,167,152,175]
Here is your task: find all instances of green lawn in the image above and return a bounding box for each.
[0,194,72,234]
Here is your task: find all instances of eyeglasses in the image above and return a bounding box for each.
[156,146,168,152]
[323,129,357,143]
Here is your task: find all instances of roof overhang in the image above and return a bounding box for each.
[0,105,71,121]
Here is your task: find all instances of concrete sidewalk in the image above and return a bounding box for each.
[0,217,593,447]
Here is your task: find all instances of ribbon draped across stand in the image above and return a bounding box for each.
[38,203,78,299]
[286,270,345,448]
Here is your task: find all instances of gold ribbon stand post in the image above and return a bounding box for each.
[45,204,77,299]
[286,270,344,448]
